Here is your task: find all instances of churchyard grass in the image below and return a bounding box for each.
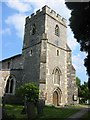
[5,104,27,119]
[4,104,80,120]
[36,105,79,120]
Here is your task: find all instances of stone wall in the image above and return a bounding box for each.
[22,43,41,85]
[45,14,67,49]
[67,47,78,105]
[0,55,23,99]
[45,43,67,105]
[1,54,23,70]
[0,5,78,105]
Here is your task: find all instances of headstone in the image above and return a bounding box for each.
[37,99,45,115]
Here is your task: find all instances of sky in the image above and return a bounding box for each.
[0,0,88,84]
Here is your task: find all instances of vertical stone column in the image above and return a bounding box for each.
[39,33,48,100]
[64,49,68,105]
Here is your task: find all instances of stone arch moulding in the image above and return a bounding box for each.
[52,66,62,85]
[4,74,16,95]
[53,87,62,106]
[53,87,62,94]
[52,66,62,75]
[4,75,10,81]
[4,74,10,89]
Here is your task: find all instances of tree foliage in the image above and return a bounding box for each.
[76,77,81,87]
[65,2,90,90]
[76,77,81,97]
[16,82,39,103]
[80,82,90,100]
[76,77,90,100]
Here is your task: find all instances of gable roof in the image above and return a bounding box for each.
[1,54,22,62]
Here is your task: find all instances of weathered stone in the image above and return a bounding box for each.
[0,5,78,106]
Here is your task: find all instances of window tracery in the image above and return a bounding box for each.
[5,75,16,94]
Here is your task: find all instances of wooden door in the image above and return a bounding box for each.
[53,91,58,106]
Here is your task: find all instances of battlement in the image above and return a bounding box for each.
[25,5,66,25]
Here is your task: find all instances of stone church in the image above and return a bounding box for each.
[0,5,78,106]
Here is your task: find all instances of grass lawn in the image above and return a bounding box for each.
[5,104,80,120]
[5,104,27,119]
[36,106,79,120]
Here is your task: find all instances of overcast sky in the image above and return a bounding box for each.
[0,0,88,84]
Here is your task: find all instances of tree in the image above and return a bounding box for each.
[76,77,90,103]
[16,82,39,103]
[76,77,82,97]
[65,1,90,90]
[76,77,81,87]
[16,82,39,119]
[80,82,90,100]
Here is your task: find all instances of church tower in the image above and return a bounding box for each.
[22,5,78,106]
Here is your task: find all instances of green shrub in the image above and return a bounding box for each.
[16,82,39,103]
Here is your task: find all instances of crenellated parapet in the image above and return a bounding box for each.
[25,5,66,26]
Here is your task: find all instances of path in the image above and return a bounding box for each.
[0,106,2,120]
[65,106,90,120]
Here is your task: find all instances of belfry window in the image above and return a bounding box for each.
[32,24,36,35]
[5,75,16,94]
[55,25,60,36]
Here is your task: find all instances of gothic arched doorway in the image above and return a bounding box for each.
[53,91,58,106]
[53,88,62,106]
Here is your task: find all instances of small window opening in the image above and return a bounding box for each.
[32,24,36,35]
[8,62,10,69]
[57,50,59,56]
[29,49,32,56]
[55,25,60,36]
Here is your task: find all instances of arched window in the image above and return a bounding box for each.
[5,75,16,94]
[53,67,62,85]
[54,69,60,84]
[55,25,60,36]
[32,24,36,35]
